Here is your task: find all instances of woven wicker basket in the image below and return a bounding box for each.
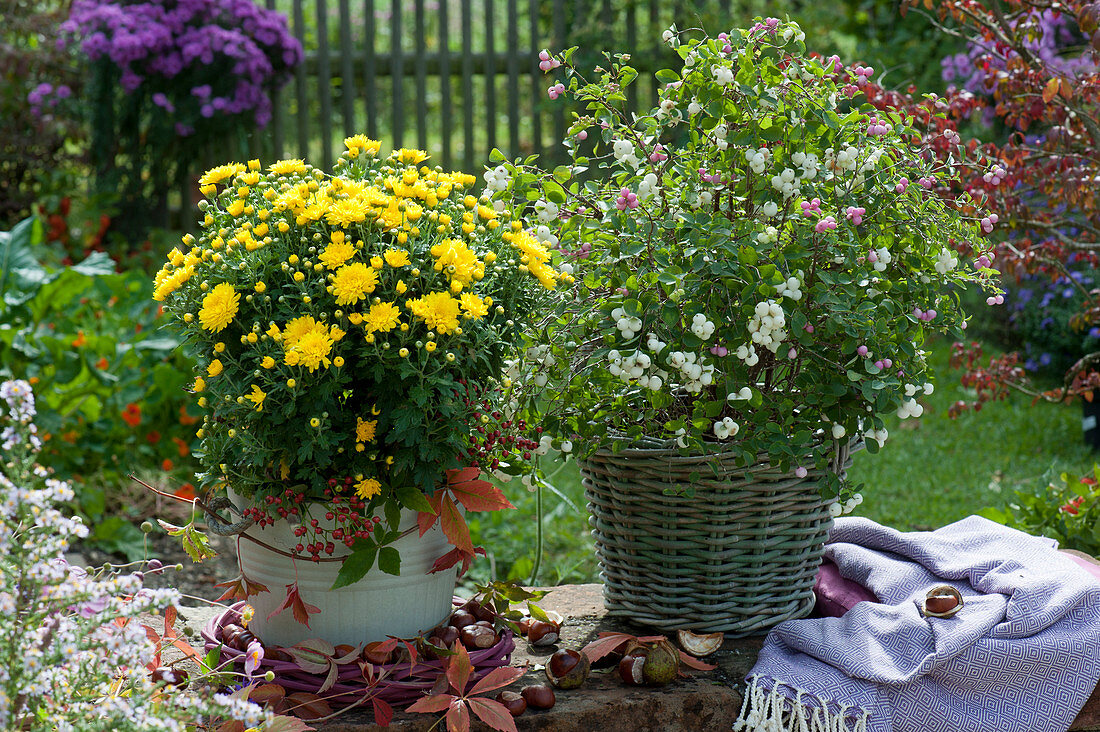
[579,437,854,636]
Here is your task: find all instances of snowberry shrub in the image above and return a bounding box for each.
[500,19,999,502]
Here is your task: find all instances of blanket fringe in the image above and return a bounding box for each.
[733,677,868,732]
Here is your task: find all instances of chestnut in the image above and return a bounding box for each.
[618,653,645,686]
[545,648,590,689]
[516,617,533,636]
[226,628,257,652]
[925,594,958,614]
[430,625,460,648]
[149,666,189,688]
[495,690,527,717]
[460,625,498,649]
[520,683,556,710]
[466,600,496,622]
[449,608,478,629]
[363,641,393,665]
[526,619,560,646]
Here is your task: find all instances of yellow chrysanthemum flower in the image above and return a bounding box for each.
[193,377,206,392]
[282,315,322,345]
[510,231,558,290]
[374,200,405,231]
[527,260,559,290]
[268,159,308,175]
[283,329,333,372]
[320,239,357,270]
[199,163,245,188]
[363,301,402,334]
[355,477,382,500]
[394,148,429,164]
[383,249,410,267]
[407,291,461,334]
[356,417,378,442]
[459,292,489,319]
[261,356,275,369]
[247,385,266,411]
[199,283,240,333]
[430,239,481,287]
[326,198,369,227]
[344,135,381,157]
[332,263,379,306]
[207,359,223,377]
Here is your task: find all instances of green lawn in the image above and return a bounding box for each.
[847,349,1097,530]
[466,345,1100,587]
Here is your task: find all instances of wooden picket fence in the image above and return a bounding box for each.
[256,0,740,171]
[175,0,743,226]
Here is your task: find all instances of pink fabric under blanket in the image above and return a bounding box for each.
[813,549,1100,617]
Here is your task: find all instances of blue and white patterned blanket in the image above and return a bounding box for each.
[734,516,1100,732]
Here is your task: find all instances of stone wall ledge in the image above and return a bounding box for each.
[173,583,1100,731]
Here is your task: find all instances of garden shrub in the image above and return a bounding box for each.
[999,261,1100,380]
[49,0,303,242]
[0,216,200,557]
[0,0,84,230]
[863,0,1100,409]
[0,379,276,730]
[982,466,1100,557]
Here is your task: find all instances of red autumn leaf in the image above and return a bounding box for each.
[216,722,245,732]
[446,642,474,695]
[374,637,401,654]
[401,638,420,668]
[446,699,471,732]
[268,583,321,628]
[677,650,717,672]
[284,692,333,721]
[1042,77,1060,103]
[372,697,393,727]
[430,546,486,576]
[446,469,514,513]
[263,716,315,732]
[467,697,519,732]
[407,693,456,714]
[580,632,637,663]
[418,493,443,536]
[214,571,270,602]
[468,665,527,697]
[248,683,287,706]
[140,622,163,647]
[439,494,474,556]
[446,466,480,486]
[1058,77,1073,100]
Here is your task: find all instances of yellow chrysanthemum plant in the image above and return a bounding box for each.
[155,140,569,589]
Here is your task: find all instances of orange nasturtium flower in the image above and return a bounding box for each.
[121,403,142,428]
[174,482,197,501]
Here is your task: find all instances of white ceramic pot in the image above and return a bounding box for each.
[229,490,457,648]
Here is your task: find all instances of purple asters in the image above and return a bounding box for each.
[60,0,302,131]
[941,9,1095,124]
